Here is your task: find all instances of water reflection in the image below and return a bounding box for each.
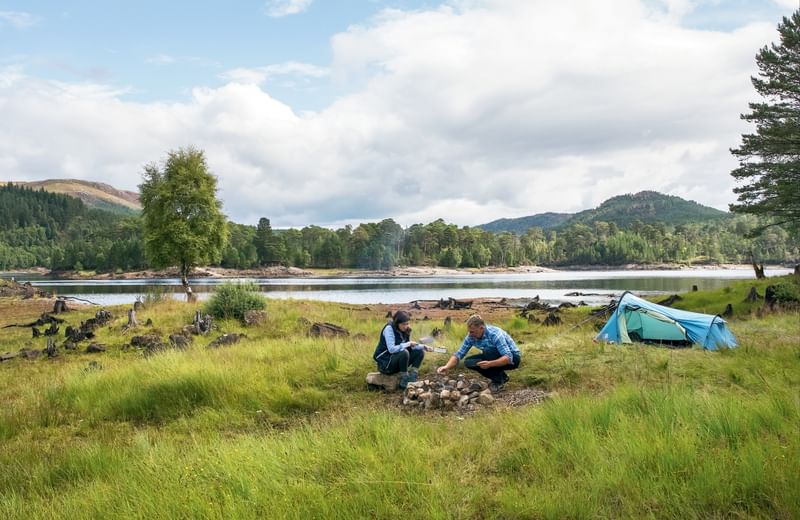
[1,268,790,307]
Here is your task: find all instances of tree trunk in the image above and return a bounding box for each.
[127,308,139,329]
[750,253,766,279]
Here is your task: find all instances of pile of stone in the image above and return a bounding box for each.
[402,375,496,411]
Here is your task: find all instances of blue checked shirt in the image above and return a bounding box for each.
[454,324,520,361]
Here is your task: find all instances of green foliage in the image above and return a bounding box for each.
[481,191,729,234]
[204,282,266,322]
[0,184,146,272]
[139,147,228,284]
[731,11,800,236]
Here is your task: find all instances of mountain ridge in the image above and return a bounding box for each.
[479,191,729,234]
[9,179,141,215]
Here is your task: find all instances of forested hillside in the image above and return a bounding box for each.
[1,183,797,272]
[480,191,728,234]
[0,184,145,271]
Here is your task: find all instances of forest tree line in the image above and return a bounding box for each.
[1,183,798,272]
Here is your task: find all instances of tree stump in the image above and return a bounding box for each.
[657,294,682,307]
[127,308,139,329]
[752,261,766,280]
[721,304,733,318]
[53,299,69,314]
[543,312,562,326]
[744,286,762,303]
[44,338,58,358]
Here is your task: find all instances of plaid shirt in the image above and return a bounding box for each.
[454,324,520,361]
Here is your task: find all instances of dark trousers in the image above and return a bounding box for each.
[381,349,424,375]
[463,347,521,384]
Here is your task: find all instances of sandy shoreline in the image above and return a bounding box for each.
[1,263,778,280]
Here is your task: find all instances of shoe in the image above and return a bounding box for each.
[399,372,411,389]
[408,368,418,383]
[489,381,506,393]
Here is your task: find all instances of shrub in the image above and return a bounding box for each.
[204,282,266,322]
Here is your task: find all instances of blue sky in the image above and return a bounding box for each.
[1,0,798,227]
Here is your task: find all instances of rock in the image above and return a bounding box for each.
[208,333,246,348]
[0,351,18,362]
[85,343,106,353]
[169,334,191,349]
[366,372,401,391]
[244,310,267,327]
[19,348,41,359]
[478,390,495,405]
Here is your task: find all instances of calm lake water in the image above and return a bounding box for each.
[1,268,792,307]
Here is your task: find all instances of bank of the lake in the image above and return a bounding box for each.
[4,265,795,308]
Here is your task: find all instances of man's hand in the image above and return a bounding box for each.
[477,360,493,369]
[436,366,448,375]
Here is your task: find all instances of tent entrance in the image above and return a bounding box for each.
[620,306,692,347]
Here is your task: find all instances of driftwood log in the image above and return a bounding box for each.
[436,298,473,310]
[309,322,349,338]
[3,312,65,329]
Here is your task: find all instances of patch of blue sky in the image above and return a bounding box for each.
[0,0,439,109]
[641,0,797,31]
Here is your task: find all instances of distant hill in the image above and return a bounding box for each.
[479,212,571,234]
[479,191,729,234]
[10,179,141,216]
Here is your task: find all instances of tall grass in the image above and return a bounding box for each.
[0,286,798,519]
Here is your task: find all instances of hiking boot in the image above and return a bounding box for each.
[407,367,418,383]
[488,382,506,393]
[399,372,411,389]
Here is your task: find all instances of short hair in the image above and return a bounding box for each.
[466,314,484,328]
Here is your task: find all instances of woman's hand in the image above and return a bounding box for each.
[423,345,433,352]
[436,366,448,375]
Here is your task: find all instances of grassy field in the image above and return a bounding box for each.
[0,277,798,519]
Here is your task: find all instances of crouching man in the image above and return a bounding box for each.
[437,314,521,392]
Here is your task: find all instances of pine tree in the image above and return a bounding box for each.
[730,10,800,236]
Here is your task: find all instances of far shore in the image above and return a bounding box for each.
[1,263,784,281]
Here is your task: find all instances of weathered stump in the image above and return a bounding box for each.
[744,286,762,303]
[44,338,58,358]
[53,299,69,314]
[543,312,562,326]
[721,304,733,318]
[657,294,682,307]
[125,308,139,330]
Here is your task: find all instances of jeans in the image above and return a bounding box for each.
[380,348,424,375]
[463,346,521,384]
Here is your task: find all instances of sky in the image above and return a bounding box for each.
[1,0,798,228]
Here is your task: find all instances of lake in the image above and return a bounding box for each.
[1,268,792,307]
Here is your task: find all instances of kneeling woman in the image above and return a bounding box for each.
[373,311,427,388]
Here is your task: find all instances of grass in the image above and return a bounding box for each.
[0,276,798,519]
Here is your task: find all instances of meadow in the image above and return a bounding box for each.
[0,276,798,519]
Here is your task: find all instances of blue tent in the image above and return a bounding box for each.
[595,291,737,350]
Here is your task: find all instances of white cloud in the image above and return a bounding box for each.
[773,0,799,10]
[265,0,313,18]
[0,11,38,29]
[220,61,329,85]
[146,54,176,65]
[0,0,788,228]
